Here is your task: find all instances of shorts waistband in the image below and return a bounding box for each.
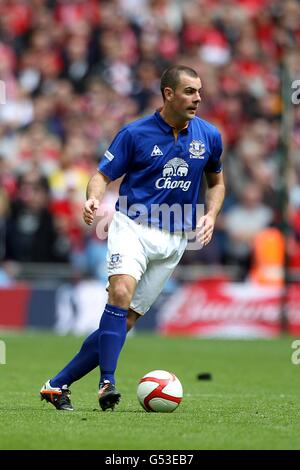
[115,211,186,237]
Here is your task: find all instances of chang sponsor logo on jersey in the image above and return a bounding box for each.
[155,158,191,192]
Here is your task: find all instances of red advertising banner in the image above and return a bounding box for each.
[0,286,30,329]
[158,280,300,338]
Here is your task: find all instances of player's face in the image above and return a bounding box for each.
[169,73,202,121]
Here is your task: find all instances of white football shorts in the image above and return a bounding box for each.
[106,211,187,315]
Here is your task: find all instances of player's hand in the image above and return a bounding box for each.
[83,198,99,225]
[196,213,215,247]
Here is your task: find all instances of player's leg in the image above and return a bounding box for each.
[127,308,142,330]
[41,212,146,411]
[40,328,101,411]
[97,274,137,410]
[98,226,187,411]
[40,309,141,411]
[130,235,187,317]
[97,213,148,410]
[97,226,186,410]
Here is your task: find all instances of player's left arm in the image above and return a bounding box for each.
[196,171,225,246]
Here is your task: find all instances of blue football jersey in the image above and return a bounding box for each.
[98,111,223,232]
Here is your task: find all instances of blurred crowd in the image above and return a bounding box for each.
[0,0,300,284]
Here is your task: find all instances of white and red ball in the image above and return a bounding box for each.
[137,370,183,412]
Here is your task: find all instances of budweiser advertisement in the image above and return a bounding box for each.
[158,279,300,338]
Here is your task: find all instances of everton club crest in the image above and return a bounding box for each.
[189,140,206,158]
[109,253,122,269]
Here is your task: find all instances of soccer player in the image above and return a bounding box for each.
[40,65,225,411]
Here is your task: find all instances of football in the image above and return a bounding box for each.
[137,370,183,412]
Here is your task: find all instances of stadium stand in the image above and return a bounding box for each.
[0,0,300,285]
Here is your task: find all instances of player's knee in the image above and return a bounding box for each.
[109,283,132,308]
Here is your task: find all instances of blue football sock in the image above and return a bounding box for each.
[50,329,99,388]
[98,303,128,385]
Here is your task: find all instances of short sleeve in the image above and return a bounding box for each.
[98,128,134,180]
[205,130,223,173]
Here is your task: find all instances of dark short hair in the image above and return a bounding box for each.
[160,65,199,100]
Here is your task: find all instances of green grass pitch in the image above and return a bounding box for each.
[0,332,300,450]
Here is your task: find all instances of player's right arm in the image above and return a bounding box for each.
[84,127,133,225]
[83,171,111,225]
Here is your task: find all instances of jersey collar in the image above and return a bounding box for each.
[154,110,190,135]
[154,110,173,133]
